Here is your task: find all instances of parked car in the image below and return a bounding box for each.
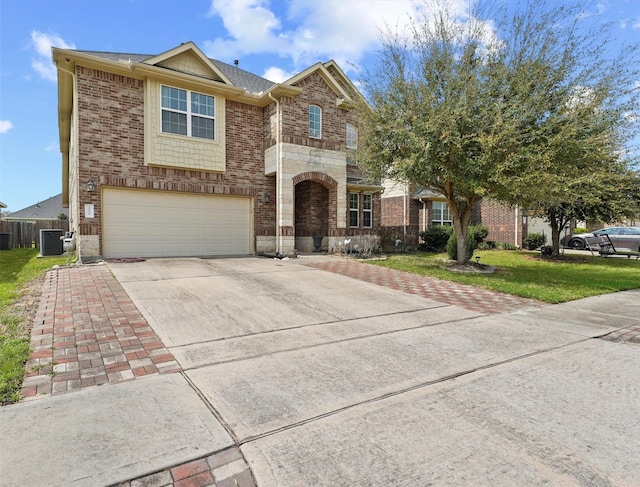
[565,227,640,251]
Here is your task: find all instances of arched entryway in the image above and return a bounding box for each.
[293,172,337,252]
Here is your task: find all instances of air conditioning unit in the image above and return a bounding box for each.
[40,229,64,256]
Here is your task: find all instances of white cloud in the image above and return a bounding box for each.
[0,120,13,134]
[577,1,608,20]
[262,66,295,83]
[30,31,75,82]
[633,19,640,29]
[204,0,287,60]
[203,0,431,75]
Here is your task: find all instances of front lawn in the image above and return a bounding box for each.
[0,248,66,404]
[367,250,640,303]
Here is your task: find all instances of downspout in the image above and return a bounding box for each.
[268,93,282,254]
[55,59,76,220]
[56,62,76,77]
[403,182,407,243]
[515,205,519,248]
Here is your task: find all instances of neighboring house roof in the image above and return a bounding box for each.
[413,188,443,200]
[3,194,68,221]
[0,201,6,209]
[347,177,384,191]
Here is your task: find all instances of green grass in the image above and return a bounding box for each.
[367,250,640,303]
[1,248,66,404]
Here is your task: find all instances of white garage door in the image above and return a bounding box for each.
[103,188,253,258]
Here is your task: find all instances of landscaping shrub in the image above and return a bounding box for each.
[419,225,453,252]
[573,227,588,234]
[523,232,547,250]
[446,225,489,260]
[377,227,401,252]
[501,242,519,250]
[477,240,497,250]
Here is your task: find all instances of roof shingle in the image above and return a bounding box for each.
[76,49,275,94]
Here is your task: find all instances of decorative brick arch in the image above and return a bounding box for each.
[292,172,338,189]
[293,172,339,239]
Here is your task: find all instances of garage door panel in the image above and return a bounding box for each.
[103,189,252,258]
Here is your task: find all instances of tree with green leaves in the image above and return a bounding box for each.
[357,0,639,263]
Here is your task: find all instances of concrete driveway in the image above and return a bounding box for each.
[107,256,640,486]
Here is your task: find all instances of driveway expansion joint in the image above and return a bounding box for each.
[234,338,590,446]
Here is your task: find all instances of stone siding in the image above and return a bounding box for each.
[144,79,227,172]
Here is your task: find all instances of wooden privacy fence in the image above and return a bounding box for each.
[0,220,70,250]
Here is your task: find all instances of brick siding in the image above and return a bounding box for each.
[474,200,524,245]
[76,66,275,252]
[74,63,379,255]
[381,196,525,247]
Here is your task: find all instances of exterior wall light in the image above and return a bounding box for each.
[263,191,270,203]
[87,178,96,192]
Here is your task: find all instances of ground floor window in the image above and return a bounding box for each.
[349,193,374,228]
[432,201,452,225]
[363,194,372,227]
[349,193,359,227]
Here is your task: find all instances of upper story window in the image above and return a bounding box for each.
[363,194,372,228]
[432,201,452,226]
[161,85,215,140]
[309,105,322,139]
[349,193,359,227]
[346,123,358,165]
[346,123,358,149]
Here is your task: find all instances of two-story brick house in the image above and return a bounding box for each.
[53,42,381,261]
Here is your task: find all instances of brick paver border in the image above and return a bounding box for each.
[112,447,256,487]
[21,264,181,400]
[305,258,546,315]
[601,324,640,343]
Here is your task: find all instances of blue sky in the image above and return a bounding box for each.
[0,0,638,213]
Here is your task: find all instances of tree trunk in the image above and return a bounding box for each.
[547,208,569,256]
[453,218,468,264]
[550,222,560,255]
[450,196,474,264]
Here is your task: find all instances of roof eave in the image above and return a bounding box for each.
[144,41,235,85]
[347,182,384,192]
[52,48,76,207]
[283,62,354,105]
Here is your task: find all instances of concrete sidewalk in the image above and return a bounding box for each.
[1,257,639,486]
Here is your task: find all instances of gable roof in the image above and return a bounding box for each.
[52,42,362,207]
[72,45,276,95]
[144,42,233,84]
[4,194,68,221]
[283,61,360,107]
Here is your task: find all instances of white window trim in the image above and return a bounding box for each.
[432,201,452,226]
[346,123,358,149]
[161,85,215,140]
[309,104,322,139]
[346,123,357,165]
[363,193,372,228]
[349,193,359,227]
